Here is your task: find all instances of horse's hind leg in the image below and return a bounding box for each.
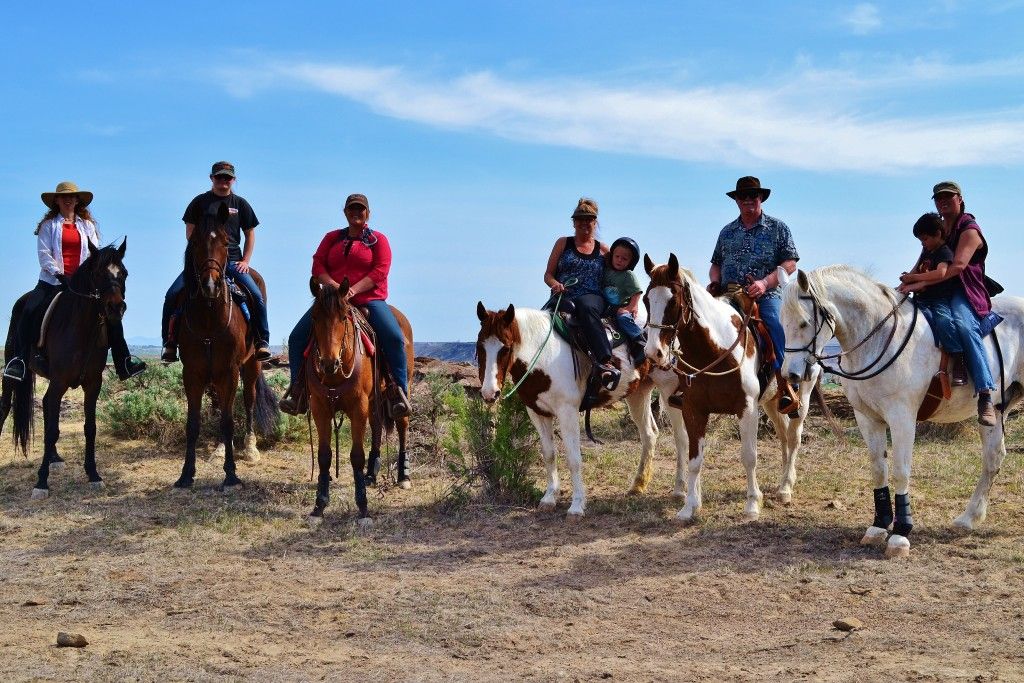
[624,385,658,495]
[526,408,558,511]
[763,402,795,504]
[218,371,242,490]
[238,359,260,465]
[365,403,383,488]
[854,409,893,547]
[82,378,104,488]
[954,422,1007,530]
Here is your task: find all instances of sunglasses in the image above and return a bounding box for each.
[735,191,762,201]
[212,174,234,182]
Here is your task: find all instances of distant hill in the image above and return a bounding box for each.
[127,341,477,363]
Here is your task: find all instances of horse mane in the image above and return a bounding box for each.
[67,243,121,289]
[316,286,351,320]
[783,264,900,323]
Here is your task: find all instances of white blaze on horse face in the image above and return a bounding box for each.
[107,263,121,279]
[781,301,816,381]
[644,286,673,364]
[480,336,505,402]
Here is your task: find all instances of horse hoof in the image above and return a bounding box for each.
[742,511,761,522]
[627,485,645,496]
[860,526,889,546]
[884,535,911,559]
[398,479,412,490]
[675,509,698,524]
[307,515,323,528]
[89,481,105,491]
[671,489,686,501]
[355,517,374,531]
[537,500,556,512]
[48,462,65,473]
[565,511,584,524]
[172,480,193,492]
[220,482,243,493]
[952,514,975,531]
[30,488,49,501]
[776,491,793,505]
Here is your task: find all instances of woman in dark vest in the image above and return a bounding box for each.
[543,197,620,390]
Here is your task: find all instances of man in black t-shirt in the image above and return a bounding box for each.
[160,161,271,362]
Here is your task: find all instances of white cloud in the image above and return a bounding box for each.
[210,57,1024,173]
[844,3,882,34]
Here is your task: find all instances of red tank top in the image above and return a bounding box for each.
[61,222,82,277]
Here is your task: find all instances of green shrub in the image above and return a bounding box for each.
[411,369,464,463]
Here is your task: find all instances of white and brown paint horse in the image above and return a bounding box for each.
[643,254,818,522]
[475,301,688,520]
[782,265,1024,558]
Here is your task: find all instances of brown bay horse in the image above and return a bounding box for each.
[174,203,278,490]
[0,241,129,499]
[306,277,413,525]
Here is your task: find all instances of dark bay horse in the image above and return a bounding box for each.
[306,277,413,525]
[0,241,129,499]
[174,203,278,490]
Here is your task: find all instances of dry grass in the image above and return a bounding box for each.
[1,387,1022,681]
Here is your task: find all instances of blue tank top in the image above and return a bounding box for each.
[555,237,603,298]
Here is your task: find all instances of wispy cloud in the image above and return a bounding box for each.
[844,3,883,34]
[211,56,1024,173]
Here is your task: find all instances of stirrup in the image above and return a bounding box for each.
[388,386,412,419]
[254,344,272,362]
[597,363,620,391]
[2,357,26,381]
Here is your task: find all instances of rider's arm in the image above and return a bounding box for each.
[36,220,62,277]
[907,262,949,285]
[544,239,565,292]
[708,263,721,285]
[942,230,983,281]
[622,291,642,317]
[237,228,255,270]
[184,222,195,240]
[761,259,796,290]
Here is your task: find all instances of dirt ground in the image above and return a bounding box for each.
[1,394,1023,682]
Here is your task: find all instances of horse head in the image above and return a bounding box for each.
[187,202,230,300]
[76,239,128,321]
[642,252,689,368]
[475,301,518,403]
[310,276,354,377]
[780,268,837,383]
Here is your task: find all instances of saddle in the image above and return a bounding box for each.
[720,288,775,398]
[917,350,954,421]
[37,291,64,348]
[543,298,642,352]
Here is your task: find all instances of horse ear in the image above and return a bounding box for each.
[116,238,127,260]
[643,253,655,275]
[502,304,516,325]
[476,301,488,321]
[667,253,679,279]
[309,276,320,298]
[338,277,350,297]
[797,269,809,292]
[88,241,99,258]
[216,202,230,225]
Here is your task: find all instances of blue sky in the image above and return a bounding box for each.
[2,1,1023,343]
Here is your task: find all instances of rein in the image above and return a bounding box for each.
[501,277,577,400]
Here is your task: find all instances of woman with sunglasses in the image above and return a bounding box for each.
[708,176,800,413]
[279,193,411,417]
[2,182,145,381]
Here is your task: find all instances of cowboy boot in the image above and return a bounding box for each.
[950,353,968,386]
[389,385,412,418]
[774,371,800,415]
[977,392,997,427]
[116,356,147,380]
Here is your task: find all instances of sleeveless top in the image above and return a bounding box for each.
[947,212,990,316]
[61,221,82,276]
[555,236,603,298]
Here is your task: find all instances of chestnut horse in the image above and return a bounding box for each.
[306,277,414,524]
[0,241,129,499]
[174,203,278,490]
[644,254,818,521]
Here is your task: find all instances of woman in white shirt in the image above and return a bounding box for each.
[2,182,145,381]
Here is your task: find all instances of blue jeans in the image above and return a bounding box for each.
[949,289,995,392]
[918,299,963,353]
[757,295,785,372]
[615,312,644,341]
[288,299,409,394]
[162,264,270,346]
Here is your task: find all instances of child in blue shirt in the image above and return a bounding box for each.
[603,237,646,365]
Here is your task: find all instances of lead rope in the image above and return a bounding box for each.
[502,277,577,400]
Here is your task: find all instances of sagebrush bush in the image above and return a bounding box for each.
[411,369,464,463]
[442,387,540,507]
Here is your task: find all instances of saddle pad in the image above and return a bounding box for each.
[552,313,629,348]
[37,291,63,348]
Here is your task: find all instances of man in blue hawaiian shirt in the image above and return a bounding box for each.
[709,176,800,413]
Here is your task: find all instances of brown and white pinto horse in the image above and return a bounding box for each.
[174,203,278,491]
[643,254,818,521]
[306,277,414,525]
[476,301,688,520]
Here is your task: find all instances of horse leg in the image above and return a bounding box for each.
[238,359,260,465]
[350,408,370,523]
[82,378,103,488]
[853,409,893,547]
[365,402,382,488]
[763,401,794,504]
[174,377,204,489]
[737,401,763,521]
[883,411,916,558]
[676,404,708,522]
[954,421,1007,530]
[218,371,242,490]
[32,382,65,499]
[309,402,333,524]
[557,405,586,520]
[625,385,658,495]
[663,391,689,500]
[527,408,558,511]
[396,414,411,489]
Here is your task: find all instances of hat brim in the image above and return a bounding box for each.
[726,188,770,201]
[345,201,368,210]
[41,191,93,209]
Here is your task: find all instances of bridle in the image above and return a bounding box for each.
[785,290,918,381]
[311,307,358,381]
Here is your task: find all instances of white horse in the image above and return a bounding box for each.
[475,302,687,520]
[781,265,1024,558]
[644,254,819,522]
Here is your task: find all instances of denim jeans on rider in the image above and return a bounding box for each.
[614,312,644,341]
[162,264,270,346]
[287,299,409,394]
[917,299,963,354]
[948,289,995,393]
[756,295,785,372]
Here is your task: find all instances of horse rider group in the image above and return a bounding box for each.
[2,167,1000,425]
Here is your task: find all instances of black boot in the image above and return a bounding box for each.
[116,355,147,380]
[161,343,178,363]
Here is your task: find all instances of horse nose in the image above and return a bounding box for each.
[480,389,497,404]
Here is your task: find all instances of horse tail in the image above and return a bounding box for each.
[1,372,35,455]
[252,369,279,437]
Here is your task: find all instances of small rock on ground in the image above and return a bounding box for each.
[833,617,863,632]
[56,632,88,647]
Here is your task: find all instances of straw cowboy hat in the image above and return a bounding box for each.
[41,181,93,210]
